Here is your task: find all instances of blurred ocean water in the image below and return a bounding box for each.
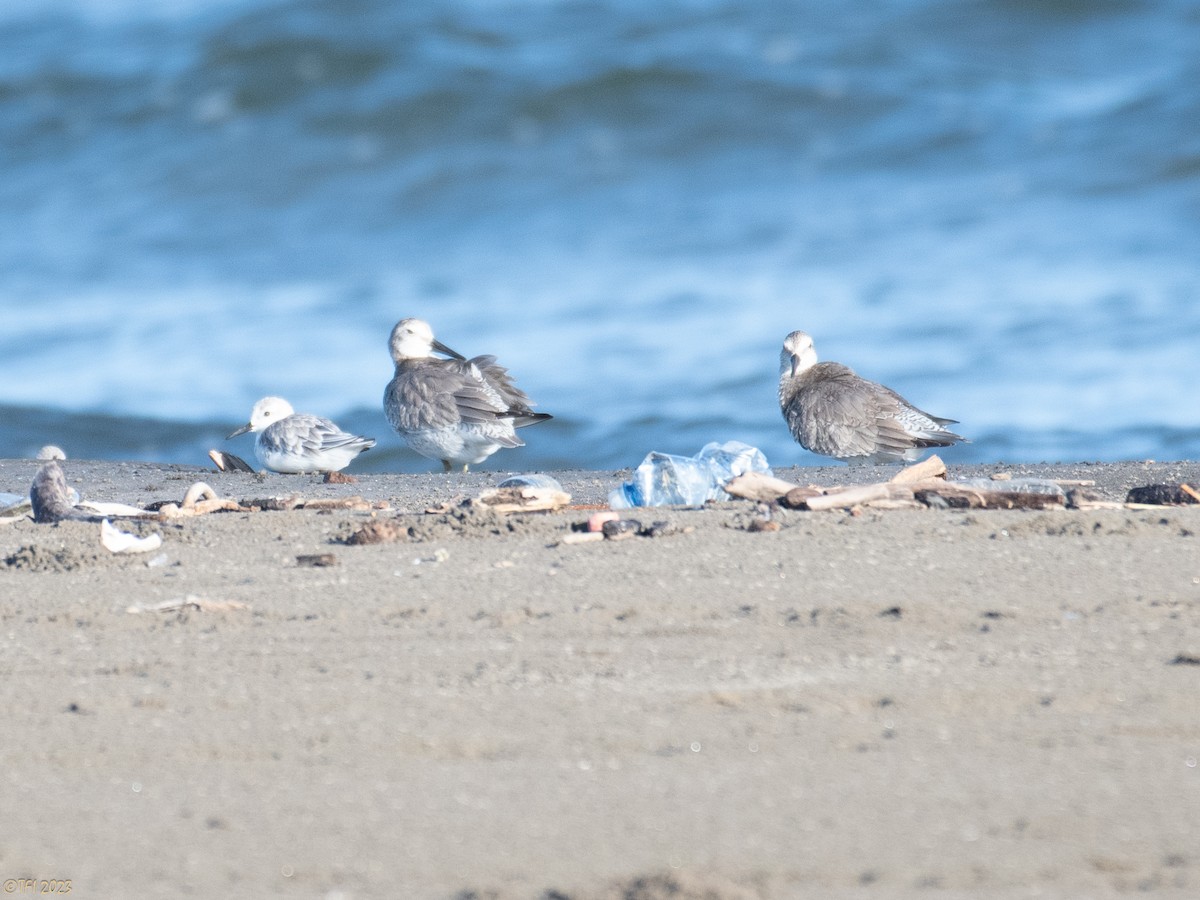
[1,0,1197,472]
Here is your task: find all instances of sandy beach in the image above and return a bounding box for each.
[1,457,1198,899]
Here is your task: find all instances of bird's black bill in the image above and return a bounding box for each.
[226,424,253,439]
[432,339,466,361]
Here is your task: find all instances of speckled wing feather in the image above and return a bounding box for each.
[286,415,374,455]
[873,383,963,448]
[784,363,963,461]
[386,359,510,431]
[789,365,890,458]
[468,355,553,428]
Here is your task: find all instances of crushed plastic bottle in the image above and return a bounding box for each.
[608,441,772,508]
[0,492,28,515]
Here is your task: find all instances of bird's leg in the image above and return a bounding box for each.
[441,459,453,473]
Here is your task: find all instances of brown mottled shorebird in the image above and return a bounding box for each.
[778,330,966,465]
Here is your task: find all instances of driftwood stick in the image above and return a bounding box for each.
[476,486,571,514]
[888,455,947,484]
[724,472,803,502]
[805,483,914,511]
[913,485,1065,510]
[182,482,219,508]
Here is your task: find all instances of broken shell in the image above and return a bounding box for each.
[101,520,164,554]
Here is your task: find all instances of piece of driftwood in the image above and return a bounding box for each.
[724,472,805,502]
[1065,487,1113,510]
[157,483,249,518]
[475,485,571,514]
[1125,484,1200,506]
[863,498,925,510]
[559,531,605,545]
[78,500,155,517]
[716,457,1107,514]
[795,476,1068,512]
[726,457,945,504]
[888,454,947,484]
[780,486,824,509]
[913,484,1065,510]
[805,483,916,511]
[126,595,249,614]
[246,496,301,511]
[297,496,382,511]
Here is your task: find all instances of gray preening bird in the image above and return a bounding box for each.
[383,318,552,472]
[227,396,376,474]
[778,330,967,465]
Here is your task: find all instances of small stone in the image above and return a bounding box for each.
[602,519,641,540]
[346,521,409,545]
[747,518,781,533]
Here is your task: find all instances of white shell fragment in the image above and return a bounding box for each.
[101,519,164,554]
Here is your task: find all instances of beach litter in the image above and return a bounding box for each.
[723,455,1092,512]
[100,520,163,554]
[609,441,771,508]
[154,482,249,517]
[1,492,31,523]
[126,595,250,614]
[560,512,691,545]
[477,475,570,513]
[1125,484,1200,506]
[497,473,565,491]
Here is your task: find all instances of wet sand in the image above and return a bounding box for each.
[1,458,1199,899]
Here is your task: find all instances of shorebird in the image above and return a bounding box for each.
[30,460,91,523]
[227,397,376,474]
[383,318,552,472]
[778,330,966,464]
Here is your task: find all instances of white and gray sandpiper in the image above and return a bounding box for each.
[778,330,967,465]
[227,396,376,474]
[384,318,552,472]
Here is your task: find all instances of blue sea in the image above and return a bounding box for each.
[1,0,1198,473]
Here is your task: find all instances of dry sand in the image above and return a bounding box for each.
[1,457,1199,899]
